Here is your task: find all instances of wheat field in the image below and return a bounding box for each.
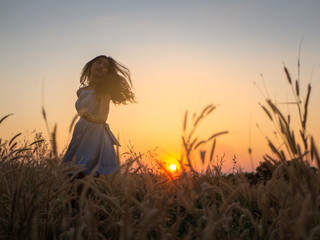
[1,65,320,239]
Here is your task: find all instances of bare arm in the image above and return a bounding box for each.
[82,94,111,124]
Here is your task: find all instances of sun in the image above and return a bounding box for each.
[169,163,177,172]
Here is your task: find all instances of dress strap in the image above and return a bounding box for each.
[104,123,121,146]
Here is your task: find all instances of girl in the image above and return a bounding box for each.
[61,55,135,176]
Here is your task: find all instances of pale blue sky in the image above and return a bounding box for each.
[1,0,320,171]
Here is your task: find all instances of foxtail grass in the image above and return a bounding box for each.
[1,60,320,239]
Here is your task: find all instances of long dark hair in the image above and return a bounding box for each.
[80,55,135,105]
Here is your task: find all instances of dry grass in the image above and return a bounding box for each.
[1,63,320,239]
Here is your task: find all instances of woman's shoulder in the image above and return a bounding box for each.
[76,86,91,97]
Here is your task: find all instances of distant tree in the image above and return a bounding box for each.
[255,160,275,183]
[244,172,259,185]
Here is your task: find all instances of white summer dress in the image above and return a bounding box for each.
[61,87,120,175]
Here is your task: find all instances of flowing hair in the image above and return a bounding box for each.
[80,55,135,105]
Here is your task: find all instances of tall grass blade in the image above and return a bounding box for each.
[183,110,188,132]
[261,105,273,121]
[207,131,228,141]
[9,133,21,146]
[194,140,206,150]
[0,113,13,124]
[302,84,311,129]
[295,80,300,97]
[9,142,17,150]
[284,66,292,85]
[200,150,206,165]
[209,139,216,163]
[29,140,44,146]
[51,124,57,157]
[42,107,47,121]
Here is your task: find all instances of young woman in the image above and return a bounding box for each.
[61,55,135,176]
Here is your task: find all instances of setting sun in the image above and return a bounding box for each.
[169,164,177,172]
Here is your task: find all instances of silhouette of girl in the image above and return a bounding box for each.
[61,55,135,177]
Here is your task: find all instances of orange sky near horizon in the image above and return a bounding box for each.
[1,1,320,172]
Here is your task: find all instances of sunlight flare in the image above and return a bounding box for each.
[169,163,177,172]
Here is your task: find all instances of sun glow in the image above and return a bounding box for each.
[169,164,177,172]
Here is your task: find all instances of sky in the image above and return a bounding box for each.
[1,0,320,172]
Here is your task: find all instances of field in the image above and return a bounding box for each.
[1,65,320,239]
